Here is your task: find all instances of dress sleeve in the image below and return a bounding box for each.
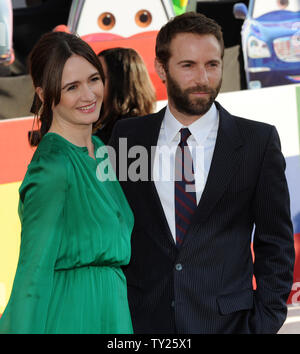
[0,153,68,333]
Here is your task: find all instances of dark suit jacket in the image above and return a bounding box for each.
[109,102,295,334]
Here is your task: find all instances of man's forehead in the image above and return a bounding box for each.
[169,33,222,59]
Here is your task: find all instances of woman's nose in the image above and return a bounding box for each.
[81,84,95,101]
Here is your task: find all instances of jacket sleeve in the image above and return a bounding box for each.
[251,125,295,333]
[0,154,67,334]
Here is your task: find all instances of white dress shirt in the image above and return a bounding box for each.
[153,103,219,242]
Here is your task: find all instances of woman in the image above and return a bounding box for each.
[94,47,156,144]
[0,32,133,334]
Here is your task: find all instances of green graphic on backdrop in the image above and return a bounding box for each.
[172,0,188,15]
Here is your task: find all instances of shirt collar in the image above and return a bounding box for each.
[163,103,219,145]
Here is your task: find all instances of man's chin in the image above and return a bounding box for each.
[175,106,209,117]
[181,99,213,116]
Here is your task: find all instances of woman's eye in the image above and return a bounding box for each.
[91,76,100,82]
[98,12,116,30]
[67,85,76,91]
[135,10,152,28]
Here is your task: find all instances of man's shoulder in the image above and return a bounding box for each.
[233,114,274,133]
[217,102,275,136]
[234,116,276,148]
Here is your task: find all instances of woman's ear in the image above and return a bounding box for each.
[35,87,44,103]
[154,58,167,84]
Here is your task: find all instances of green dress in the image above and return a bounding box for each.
[0,133,134,334]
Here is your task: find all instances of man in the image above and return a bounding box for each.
[109,12,295,334]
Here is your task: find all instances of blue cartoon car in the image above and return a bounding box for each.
[234,0,300,89]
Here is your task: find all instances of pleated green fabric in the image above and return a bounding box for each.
[0,133,133,334]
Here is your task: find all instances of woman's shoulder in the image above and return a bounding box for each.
[20,139,69,200]
[31,135,69,168]
[25,134,71,187]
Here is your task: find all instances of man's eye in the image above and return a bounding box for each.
[91,76,100,82]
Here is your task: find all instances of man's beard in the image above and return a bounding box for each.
[166,71,222,117]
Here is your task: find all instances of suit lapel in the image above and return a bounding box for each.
[134,108,176,246]
[188,102,244,234]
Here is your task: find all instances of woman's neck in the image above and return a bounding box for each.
[48,120,95,159]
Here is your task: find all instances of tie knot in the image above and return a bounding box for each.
[179,128,191,145]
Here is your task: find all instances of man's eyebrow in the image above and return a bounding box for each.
[208,59,222,63]
[62,72,99,89]
[177,60,195,65]
[177,59,222,66]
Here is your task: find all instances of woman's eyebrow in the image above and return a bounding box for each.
[62,72,99,89]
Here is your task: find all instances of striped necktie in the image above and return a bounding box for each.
[175,128,197,247]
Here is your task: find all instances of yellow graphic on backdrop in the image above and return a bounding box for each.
[0,181,21,314]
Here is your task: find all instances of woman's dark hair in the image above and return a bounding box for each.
[94,47,156,131]
[28,31,105,146]
[155,12,224,69]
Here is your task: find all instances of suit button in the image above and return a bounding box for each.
[171,300,175,307]
[175,263,183,271]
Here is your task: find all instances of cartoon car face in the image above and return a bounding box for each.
[55,0,175,101]
[234,0,300,89]
[69,0,174,38]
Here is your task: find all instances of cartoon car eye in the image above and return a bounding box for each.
[135,9,152,28]
[98,12,116,31]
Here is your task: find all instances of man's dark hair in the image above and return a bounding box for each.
[155,12,224,67]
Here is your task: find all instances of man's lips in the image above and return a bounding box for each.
[189,91,211,98]
[187,87,213,96]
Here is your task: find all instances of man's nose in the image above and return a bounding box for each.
[195,66,209,85]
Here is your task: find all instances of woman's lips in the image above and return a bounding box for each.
[77,102,97,113]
